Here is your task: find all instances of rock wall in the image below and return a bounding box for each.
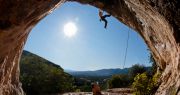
[0,0,65,94]
[0,0,179,95]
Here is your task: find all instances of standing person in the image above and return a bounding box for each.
[92,82,102,95]
[99,9,111,29]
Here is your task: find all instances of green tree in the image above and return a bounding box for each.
[132,73,149,95]
[129,64,146,80]
[108,74,130,88]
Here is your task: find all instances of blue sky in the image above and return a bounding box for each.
[24,2,151,71]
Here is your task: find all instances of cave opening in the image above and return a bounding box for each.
[21,2,153,94]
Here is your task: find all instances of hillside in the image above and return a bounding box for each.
[20,50,74,95]
[21,50,62,69]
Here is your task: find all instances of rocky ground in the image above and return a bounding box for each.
[62,88,133,95]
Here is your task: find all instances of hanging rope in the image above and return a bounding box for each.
[122,27,130,69]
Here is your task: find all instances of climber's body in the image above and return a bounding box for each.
[99,9,111,29]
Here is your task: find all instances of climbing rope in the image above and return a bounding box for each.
[122,27,130,69]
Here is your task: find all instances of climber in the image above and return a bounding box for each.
[99,9,111,29]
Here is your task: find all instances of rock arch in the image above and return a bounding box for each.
[0,0,179,95]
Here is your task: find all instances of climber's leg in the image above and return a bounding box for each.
[101,17,108,28]
[104,14,111,18]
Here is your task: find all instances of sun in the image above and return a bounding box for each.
[63,22,77,37]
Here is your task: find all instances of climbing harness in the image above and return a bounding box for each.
[122,27,130,69]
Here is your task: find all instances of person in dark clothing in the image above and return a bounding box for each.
[99,9,111,29]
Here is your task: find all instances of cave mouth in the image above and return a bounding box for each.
[21,1,153,94]
[24,1,151,71]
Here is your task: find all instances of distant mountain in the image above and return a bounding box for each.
[65,68,129,77]
[64,69,76,72]
[66,66,152,77]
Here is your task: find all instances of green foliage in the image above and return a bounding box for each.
[147,72,161,93]
[75,89,81,92]
[20,51,75,95]
[129,64,146,79]
[132,54,161,95]
[132,73,149,95]
[74,77,92,92]
[107,64,152,89]
[108,74,130,88]
[132,72,160,95]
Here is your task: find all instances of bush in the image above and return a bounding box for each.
[132,72,160,95]
[129,64,146,79]
[147,72,161,94]
[108,74,130,88]
[132,73,149,95]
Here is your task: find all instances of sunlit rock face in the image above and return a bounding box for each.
[0,0,179,95]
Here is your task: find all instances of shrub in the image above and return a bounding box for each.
[108,74,130,88]
[132,72,160,95]
[129,64,146,79]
